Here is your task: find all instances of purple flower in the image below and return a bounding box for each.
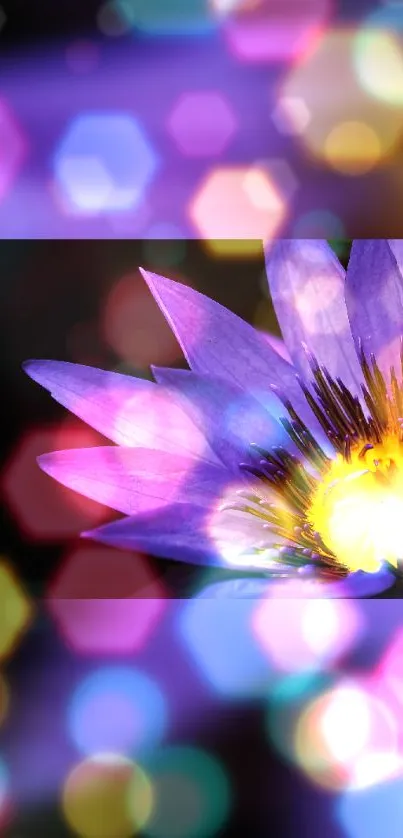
[23,240,403,598]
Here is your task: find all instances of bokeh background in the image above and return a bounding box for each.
[3,0,403,835]
[2,240,403,838]
[1,0,403,237]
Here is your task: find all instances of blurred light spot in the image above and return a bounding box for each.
[117,0,216,36]
[280,28,403,170]
[257,158,299,200]
[62,753,152,838]
[0,561,33,661]
[293,209,345,238]
[272,96,311,135]
[0,758,11,830]
[0,675,9,728]
[53,113,158,214]
[252,598,362,672]
[97,1,133,36]
[178,595,271,698]
[354,29,403,107]
[2,423,110,541]
[294,681,400,790]
[68,666,168,757]
[47,545,167,655]
[222,0,330,64]
[167,91,237,157]
[143,746,231,838]
[102,271,184,367]
[324,120,382,175]
[189,165,286,255]
[0,97,27,204]
[337,774,403,838]
[142,226,187,268]
[65,40,100,74]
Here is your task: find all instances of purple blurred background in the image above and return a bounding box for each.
[1,0,403,238]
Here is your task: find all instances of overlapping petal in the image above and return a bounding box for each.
[152,367,294,472]
[197,566,396,598]
[38,447,232,516]
[82,503,275,568]
[265,240,363,396]
[345,240,403,380]
[23,360,219,463]
[141,268,323,432]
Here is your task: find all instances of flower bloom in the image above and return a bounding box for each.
[23,240,403,598]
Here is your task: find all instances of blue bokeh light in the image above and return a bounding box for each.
[68,665,168,757]
[337,775,403,838]
[53,112,158,213]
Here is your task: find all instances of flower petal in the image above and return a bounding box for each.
[38,447,231,515]
[81,503,277,569]
[152,367,294,472]
[197,566,396,598]
[23,360,218,463]
[140,268,322,431]
[264,240,363,395]
[345,240,403,380]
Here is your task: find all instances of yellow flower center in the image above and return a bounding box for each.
[307,434,403,573]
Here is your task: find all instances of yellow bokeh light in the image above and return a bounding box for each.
[62,753,153,838]
[354,29,403,107]
[280,28,403,171]
[324,120,381,175]
[188,165,286,257]
[0,560,33,660]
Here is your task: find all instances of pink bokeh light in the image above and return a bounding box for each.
[167,90,237,157]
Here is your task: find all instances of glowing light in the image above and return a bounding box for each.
[53,113,158,214]
[271,96,311,135]
[188,165,286,255]
[178,595,271,698]
[308,444,403,572]
[68,666,168,757]
[337,774,403,838]
[47,545,167,655]
[292,209,345,239]
[102,272,184,368]
[0,97,27,204]
[143,746,231,838]
[253,598,361,672]
[0,758,11,830]
[294,681,399,790]
[62,753,153,838]
[2,424,109,540]
[354,29,403,107]
[167,91,237,158]
[0,561,33,661]
[280,29,403,171]
[324,120,382,175]
[117,0,216,37]
[222,0,330,64]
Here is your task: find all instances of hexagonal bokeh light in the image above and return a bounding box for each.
[53,112,158,213]
[67,665,168,759]
[354,4,403,108]
[0,97,27,204]
[47,544,167,655]
[167,91,237,157]
[62,753,153,838]
[2,422,111,541]
[143,745,231,838]
[188,165,286,256]
[111,0,216,37]
[178,597,272,698]
[0,560,33,661]
[221,0,330,64]
[280,28,403,174]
